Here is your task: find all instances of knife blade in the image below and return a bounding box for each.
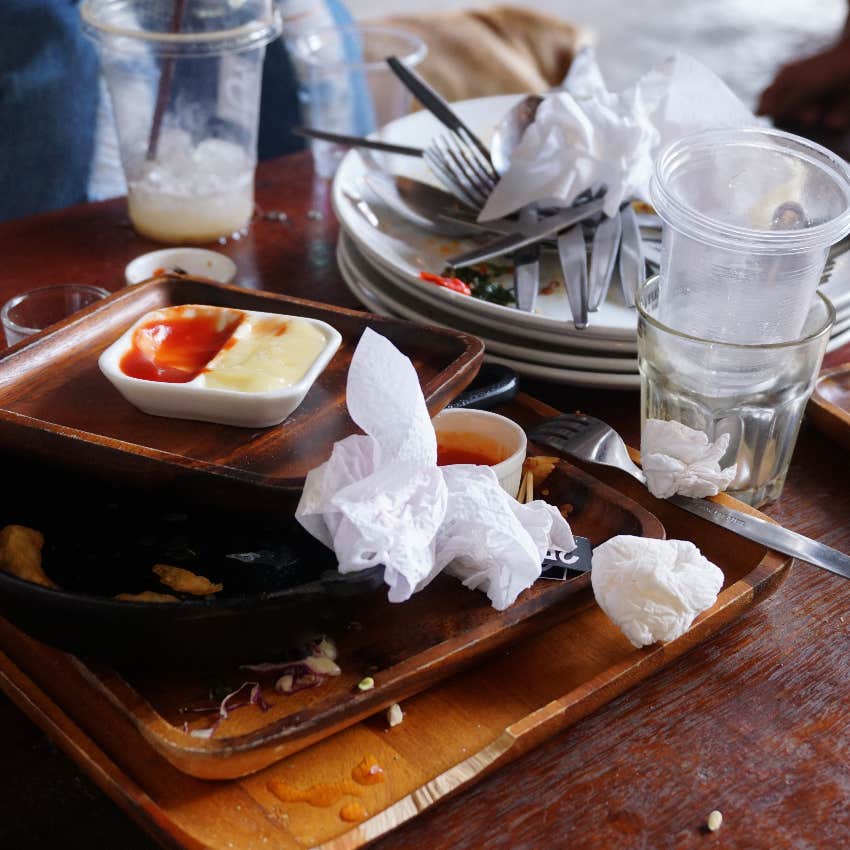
[668,494,850,578]
[292,126,423,158]
[618,203,645,307]
[514,246,540,312]
[588,211,622,311]
[447,196,606,268]
[557,225,589,329]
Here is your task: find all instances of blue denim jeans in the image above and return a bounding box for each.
[0,0,354,222]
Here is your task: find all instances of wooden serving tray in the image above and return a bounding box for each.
[808,362,850,452]
[0,395,791,850]
[0,277,483,512]
[1,458,663,780]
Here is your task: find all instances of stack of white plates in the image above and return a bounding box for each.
[332,96,850,388]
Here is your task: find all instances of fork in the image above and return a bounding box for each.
[423,132,498,210]
[528,413,647,484]
[528,412,850,576]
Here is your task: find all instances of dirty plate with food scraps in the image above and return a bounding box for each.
[332,94,641,350]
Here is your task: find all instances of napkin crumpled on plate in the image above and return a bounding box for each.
[641,418,737,499]
[591,535,724,648]
[479,48,758,221]
[295,328,575,610]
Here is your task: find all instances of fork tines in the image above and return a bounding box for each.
[425,131,499,210]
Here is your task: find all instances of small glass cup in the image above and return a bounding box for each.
[292,24,427,178]
[650,128,850,344]
[637,275,834,507]
[81,0,282,244]
[2,284,111,346]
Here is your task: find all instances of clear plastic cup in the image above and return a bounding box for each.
[637,275,834,507]
[2,284,111,346]
[292,24,426,179]
[650,128,850,344]
[81,0,282,244]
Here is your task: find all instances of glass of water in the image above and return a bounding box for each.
[637,275,834,507]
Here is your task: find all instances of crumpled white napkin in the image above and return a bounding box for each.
[295,328,575,610]
[591,535,724,648]
[479,48,757,221]
[641,418,737,499]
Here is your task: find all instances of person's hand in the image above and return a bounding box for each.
[757,40,850,129]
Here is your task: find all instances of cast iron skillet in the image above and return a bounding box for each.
[0,365,518,669]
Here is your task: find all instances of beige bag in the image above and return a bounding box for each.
[375,5,589,101]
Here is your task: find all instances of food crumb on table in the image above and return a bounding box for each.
[707,810,723,832]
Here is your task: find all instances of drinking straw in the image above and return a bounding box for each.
[146,0,188,160]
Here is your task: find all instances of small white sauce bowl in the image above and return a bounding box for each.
[124,248,238,286]
[99,306,342,428]
[432,407,527,497]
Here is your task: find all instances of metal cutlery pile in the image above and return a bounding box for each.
[297,58,655,329]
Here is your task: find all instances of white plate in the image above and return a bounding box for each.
[337,240,640,390]
[339,224,639,354]
[332,94,641,344]
[339,234,638,372]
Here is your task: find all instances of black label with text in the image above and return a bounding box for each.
[540,535,592,581]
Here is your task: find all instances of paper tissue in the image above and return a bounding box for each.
[641,418,737,499]
[296,329,575,610]
[479,48,757,221]
[591,535,724,648]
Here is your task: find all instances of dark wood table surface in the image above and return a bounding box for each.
[1,152,849,849]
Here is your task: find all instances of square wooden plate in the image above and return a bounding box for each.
[0,277,484,512]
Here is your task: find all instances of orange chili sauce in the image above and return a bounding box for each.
[436,431,508,467]
[339,802,369,823]
[120,311,242,383]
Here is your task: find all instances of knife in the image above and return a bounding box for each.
[557,224,589,329]
[588,211,622,311]
[292,126,424,158]
[617,203,645,307]
[668,494,850,578]
[513,206,541,312]
[447,196,607,268]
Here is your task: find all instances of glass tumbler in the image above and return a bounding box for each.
[637,275,834,507]
[2,284,111,346]
[81,0,282,243]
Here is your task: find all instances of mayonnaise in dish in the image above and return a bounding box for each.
[203,315,329,392]
[100,304,342,427]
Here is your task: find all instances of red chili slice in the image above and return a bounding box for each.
[419,271,472,295]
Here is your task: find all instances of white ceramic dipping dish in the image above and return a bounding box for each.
[432,407,527,497]
[124,248,238,286]
[99,305,342,427]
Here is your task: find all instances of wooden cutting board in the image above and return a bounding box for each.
[0,393,790,850]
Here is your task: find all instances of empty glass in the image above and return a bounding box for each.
[637,275,834,507]
[292,24,426,178]
[2,284,111,346]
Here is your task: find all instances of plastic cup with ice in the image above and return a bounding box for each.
[81,0,281,243]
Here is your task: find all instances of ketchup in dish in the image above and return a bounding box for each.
[120,308,242,383]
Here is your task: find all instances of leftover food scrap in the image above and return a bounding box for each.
[114,591,179,603]
[153,563,223,596]
[0,525,55,588]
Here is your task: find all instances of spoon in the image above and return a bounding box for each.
[490,95,543,176]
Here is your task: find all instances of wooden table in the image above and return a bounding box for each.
[0,152,849,849]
